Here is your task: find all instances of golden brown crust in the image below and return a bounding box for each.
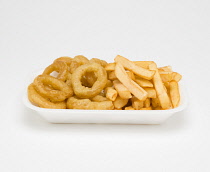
[28,84,66,109]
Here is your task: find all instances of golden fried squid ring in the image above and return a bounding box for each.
[54,56,72,72]
[91,95,108,102]
[70,55,89,73]
[67,97,114,110]
[72,63,107,98]
[89,58,108,67]
[85,58,107,86]
[33,75,73,102]
[28,84,66,109]
[54,56,72,65]
[43,61,68,81]
[66,73,72,87]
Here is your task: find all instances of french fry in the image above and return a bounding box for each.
[163,85,167,92]
[91,95,108,102]
[149,63,172,109]
[131,97,144,110]
[115,63,148,101]
[169,81,180,108]
[164,82,170,90]
[105,61,154,71]
[105,87,118,101]
[144,88,157,98]
[160,72,173,82]
[115,55,155,80]
[113,80,132,99]
[114,108,122,110]
[125,106,135,110]
[158,66,172,72]
[134,61,154,69]
[113,96,129,109]
[105,63,115,71]
[172,72,182,82]
[144,98,150,108]
[135,78,153,87]
[163,82,170,95]
[108,71,117,80]
[140,107,152,110]
[151,98,160,108]
[126,71,136,80]
[154,107,163,110]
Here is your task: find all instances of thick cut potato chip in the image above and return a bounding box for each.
[134,61,154,69]
[164,82,170,89]
[140,107,152,110]
[115,55,155,80]
[160,72,173,82]
[105,87,118,101]
[115,63,148,101]
[151,98,160,108]
[113,80,132,99]
[108,71,117,80]
[169,81,180,108]
[125,106,135,110]
[149,63,172,109]
[144,98,150,108]
[158,66,172,72]
[144,88,157,98]
[135,78,153,87]
[154,107,163,110]
[113,96,129,109]
[105,63,116,71]
[132,97,144,110]
[126,71,136,80]
[172,72,182,82]
[105,61,154,71]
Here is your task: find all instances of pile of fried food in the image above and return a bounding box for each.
[28,55,182,110]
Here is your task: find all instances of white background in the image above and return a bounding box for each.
[1,0,210,171]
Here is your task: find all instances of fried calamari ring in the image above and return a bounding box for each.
[54,56,72,65]
[54,56,72,72]
[91,95,108,102]
[72,63,107,98]
[67,97,114,110]
[89,58,108,67]
[70,55,89,73]
[66,73,72,87]
[85,76,112,89]
[33,75,73,102]
[43,61,68,81]
[85,58,107,86]
[28,84,66,109]
[105,80,113,88]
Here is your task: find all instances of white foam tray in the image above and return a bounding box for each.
[23,71,187,124]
